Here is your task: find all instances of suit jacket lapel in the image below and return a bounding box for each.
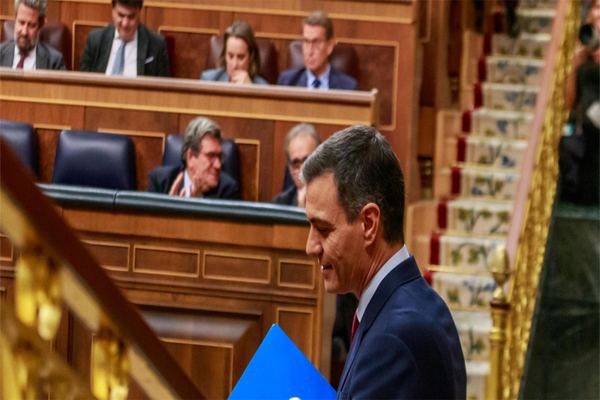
[296,68,308,88]
[35,42,49,69]
[137,24,148,76]
[98,25,115,73]
[0,40,15,67]
[329,68,339,89]
[336,256,422,392]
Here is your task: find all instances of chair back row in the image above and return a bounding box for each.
[0,121,240,191]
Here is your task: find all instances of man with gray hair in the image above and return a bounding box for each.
[0,0,65,70]
[147,117,239,199]
[273,122,321,207]
[303,125,466,399]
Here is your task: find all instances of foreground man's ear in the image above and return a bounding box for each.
[361,203,380,246]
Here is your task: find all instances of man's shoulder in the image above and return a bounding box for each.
[0,39,14,51]
[272,185,297,205]
[139,23,166,44]
[149,165,181,181]
[330,68,357,90]
[38,41,63,59]
[87,24,113,41]
[278,67,305,85]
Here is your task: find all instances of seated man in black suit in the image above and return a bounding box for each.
[79,0,169,77]
[148,117,239,199]
[277,11,356,90]
[0,0,65,70]
[273,123,321,207]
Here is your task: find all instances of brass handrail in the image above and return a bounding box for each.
[487,0,582,398]
[0,139,205,399]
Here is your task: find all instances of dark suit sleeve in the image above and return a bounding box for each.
[220,178,240,200]
[346,333,419,399]
[147,168,162,193]
[79,34,96,72]
[156,35,170,77]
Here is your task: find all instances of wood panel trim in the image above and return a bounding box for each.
[160,337,234,393]
[1,96,371,127]
[158,26,219,35]
[72,20,106,71]
[336,37,399,131]
[33,123,72,131]
[144,1,415,24]
[132,244,201,277]
[97,127,166,153]
[0,233,14,262]
[419,0,433,43]
[276,306,314,361]
[233,138,260,202]
[81,239,130,271]
[202,250,271,284]
[277,258,315,289]
[254,32,303,41]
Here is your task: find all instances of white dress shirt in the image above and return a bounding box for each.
[183,170,194,198]
[306,64,331,90]
[12,44,36,70]
[105,30,138,77]
[356,245,410,322]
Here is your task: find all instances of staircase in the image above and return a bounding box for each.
[408,1,559,398]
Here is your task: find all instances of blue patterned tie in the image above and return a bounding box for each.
[111,40,127,75]
[313,78,321,89]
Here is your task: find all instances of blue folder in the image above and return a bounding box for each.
[228,324,337,400]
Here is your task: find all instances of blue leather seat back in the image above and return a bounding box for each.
[0,120,38,177]
[52,130,136,190]
[162,134,240,185]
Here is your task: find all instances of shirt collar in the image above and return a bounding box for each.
[183,170,192,198]
[14,43,37,56]
[356,245,410,322]
[306,64,331,90]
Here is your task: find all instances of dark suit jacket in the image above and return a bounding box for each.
[147,165,239,200]
[79,23,170,77]
[0,39,66,70]
[277,67,357,90]
[272,185,298,206]
[338,256,466,399]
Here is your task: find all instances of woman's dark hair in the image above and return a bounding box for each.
[218,21,261,79]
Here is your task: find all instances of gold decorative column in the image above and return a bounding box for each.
[487,246,510,400]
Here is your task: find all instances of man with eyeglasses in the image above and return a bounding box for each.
[273,123,322,207]
[277,11,357,90]
[147,117,239,199]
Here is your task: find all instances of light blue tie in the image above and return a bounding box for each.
[111,40,126,75]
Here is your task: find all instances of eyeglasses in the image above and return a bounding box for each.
[289,156,309,170]
[202,151,223,163]
[302,38,325,48]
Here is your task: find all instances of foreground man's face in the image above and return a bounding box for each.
[305,173,364,295]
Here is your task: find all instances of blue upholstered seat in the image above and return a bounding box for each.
[0,120,38,177]
[162,135,240,185]
[52,130,136,190]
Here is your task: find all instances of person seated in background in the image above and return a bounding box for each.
[0,0,65,70]
[277,11,356,90]
[147,117,239,199]
[273,123,321,207]
[201,21,268,85]
[79,0,169,77]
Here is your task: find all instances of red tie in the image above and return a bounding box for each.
[16,51,27,69]
[351,312,359,343]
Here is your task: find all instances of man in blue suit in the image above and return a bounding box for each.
[277,11,356,91]
[302,125,466,399]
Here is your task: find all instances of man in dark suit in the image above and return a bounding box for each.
[273,123,321,207]
[147,117,239,200]
[79,0,169,77]
[277,11,356,90]
[0,0,65,70]
[303,125,466,399]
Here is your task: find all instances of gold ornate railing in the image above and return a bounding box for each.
[487,0,582,398]
[0,139,204,399]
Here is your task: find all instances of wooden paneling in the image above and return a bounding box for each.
[83,240,130,271]
[134,245,200,277]
[278,258,315,289]
[34,127,64,183]
[277,307,314,361]
[203,251,271,284]
[0,234,14,264]
[157,28,217,79]
[72,21,106,71]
